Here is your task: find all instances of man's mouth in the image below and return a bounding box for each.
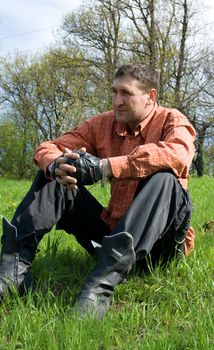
[115,110,126,114]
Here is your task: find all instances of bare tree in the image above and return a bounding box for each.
[61,0,127,109]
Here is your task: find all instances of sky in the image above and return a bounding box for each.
[0,0,83,55]
[0,0,213,56]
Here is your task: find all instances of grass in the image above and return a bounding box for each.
[0,177,213,350]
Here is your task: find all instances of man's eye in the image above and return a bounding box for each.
[112,89,132,96]
[121,90,130,95]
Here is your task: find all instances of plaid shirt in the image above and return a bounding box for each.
[34,105,196,255]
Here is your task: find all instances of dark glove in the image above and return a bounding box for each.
[51,150,102,186]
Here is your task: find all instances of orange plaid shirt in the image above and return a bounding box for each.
[34,105,196,255]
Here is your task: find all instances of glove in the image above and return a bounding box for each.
[65,150,102,185]
[51,150,102,186]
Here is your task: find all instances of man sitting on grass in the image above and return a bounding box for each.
[0,62,196,319]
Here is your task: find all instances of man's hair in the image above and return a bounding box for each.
[114,63,160,92]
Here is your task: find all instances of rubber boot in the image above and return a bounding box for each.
[0,217,35,298]
[73,231,136,320]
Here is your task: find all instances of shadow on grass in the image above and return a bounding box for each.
[35,253,94,289]
[26,233,98,308]
[7,227,213,315]
[27,232,186,306]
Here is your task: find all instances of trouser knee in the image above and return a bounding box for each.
[148,171,178,187]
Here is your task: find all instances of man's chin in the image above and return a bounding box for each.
[115,111,128,122]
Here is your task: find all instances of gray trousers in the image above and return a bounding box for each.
[11,171,192,266]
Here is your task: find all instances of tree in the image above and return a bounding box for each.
[204,144,214,176]
[62,0,127,110]
[0,0,213,178]
[117,0,213,176]
[0,49,95,178]
[190,49,214,176]
[0,49,94,141]
[118,0,158,65]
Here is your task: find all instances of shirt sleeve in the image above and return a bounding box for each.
[33,120,95,174]
[108,114,196,179]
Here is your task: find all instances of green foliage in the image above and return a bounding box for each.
[0,50,94,141]
[0,176,213,349]
[0,49,106,179]
[0,120,38,179]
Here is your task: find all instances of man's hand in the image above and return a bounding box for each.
[50,147,102,189]
[49,147,84,189]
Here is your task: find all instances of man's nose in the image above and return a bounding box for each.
[113,94,124,106]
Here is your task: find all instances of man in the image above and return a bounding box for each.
[0,63,196,319]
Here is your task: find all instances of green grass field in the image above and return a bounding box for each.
[0,177,213,350]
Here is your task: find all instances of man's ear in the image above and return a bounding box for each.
[149,88,157,102]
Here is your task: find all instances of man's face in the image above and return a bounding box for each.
[112,76,156,128]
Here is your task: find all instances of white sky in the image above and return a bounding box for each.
[0,0,83,55]
[0,0,213,56]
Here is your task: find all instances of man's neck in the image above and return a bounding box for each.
[127,102,157,133]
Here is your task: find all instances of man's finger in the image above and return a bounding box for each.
[64,147,71,153]
[79,147,86,152]
[56,175,77,183]
[55,168,67,177]
[64,152,80,159]
[59,163,77,173]
[56,175,78,190]
[56,156,66,164]
[64,147,86,159]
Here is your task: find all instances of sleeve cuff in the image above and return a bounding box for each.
[33,152,63,176]
[108,156,131,178]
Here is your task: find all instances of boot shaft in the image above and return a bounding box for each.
[73,232,136,320]
[0,218,34,297]
[81,232,136,295]
[1,217,37,263]
[88,232,136,283]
